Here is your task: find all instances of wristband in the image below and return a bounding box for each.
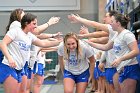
[47,22,49,27]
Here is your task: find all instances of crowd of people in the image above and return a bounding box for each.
[0,8,140,93]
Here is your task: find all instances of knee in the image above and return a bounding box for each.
[35,80,43,87]
[64,89,73,93]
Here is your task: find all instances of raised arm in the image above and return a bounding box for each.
[34,17,60,35]
[32,37,62,48]
[40,46,58,52]
[36,32,62,39]
[85,40,113,51]
[79,26,109,38]
[68,14,109,32]
[88,37,109,44]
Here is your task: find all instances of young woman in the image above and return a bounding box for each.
[57,32,95,93]
[5,8,60,93]
[86,13,140,93]
[32,46,58,93]
[0,13,62,93]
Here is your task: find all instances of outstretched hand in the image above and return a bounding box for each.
[79,25,89,34]
[47,17,60,26]
[83,39,93,45]
[68,14,80,23]
[53,32,63,38]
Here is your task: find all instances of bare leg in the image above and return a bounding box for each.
[76,82,88,93]
[19,75,28,93]
[26,79,31,93]
[90,77,97,92]
[100,76,106,93]
[33,74,44,93]
[63,78,75,93]
[120,78,137,93]
[4,75,19,93]
[113,72,121,93]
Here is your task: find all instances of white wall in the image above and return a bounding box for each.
[0,0,98,38]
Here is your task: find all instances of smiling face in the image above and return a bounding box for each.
[66,37,77,51]
[28,19,37,32]
[21,13,37,33]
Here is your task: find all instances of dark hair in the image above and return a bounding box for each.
[114,13,130,28]
[21,13,37,29]
[6,8,24,32]
[108,10,118,17]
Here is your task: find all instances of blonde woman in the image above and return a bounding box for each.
[57,32,95,93]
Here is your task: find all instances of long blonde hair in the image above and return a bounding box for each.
[63,32,82,61]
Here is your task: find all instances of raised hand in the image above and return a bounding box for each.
[79,25,89,34]
[53,32,63,38]
[47,17,60,26]
[68,14,80,23]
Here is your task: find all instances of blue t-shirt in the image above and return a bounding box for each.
[0,50,4,62]
[136,43,140,66]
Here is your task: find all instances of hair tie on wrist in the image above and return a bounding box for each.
[47,22,49,27]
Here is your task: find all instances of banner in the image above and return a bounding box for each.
[105,0,115,11]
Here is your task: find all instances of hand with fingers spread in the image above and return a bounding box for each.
[54,36,63,43]
[79,25,89,34]
[68,14,80,23]
[47,17,60,26]
[78,26,89,39]
[53,32,63,38]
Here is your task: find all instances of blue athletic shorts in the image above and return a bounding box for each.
[36,63,44,76]
[0,63,22,83]
[0,50,4,63]
[64,68,89,83]
[119,64,140,83]
[21,61,28,76]
[105,68,117,84]
[33,61,37,74]
[27,67,33,79]
[94,61,105,80]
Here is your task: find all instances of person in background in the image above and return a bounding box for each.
[32,46,58,93]
[135,29,140,93]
